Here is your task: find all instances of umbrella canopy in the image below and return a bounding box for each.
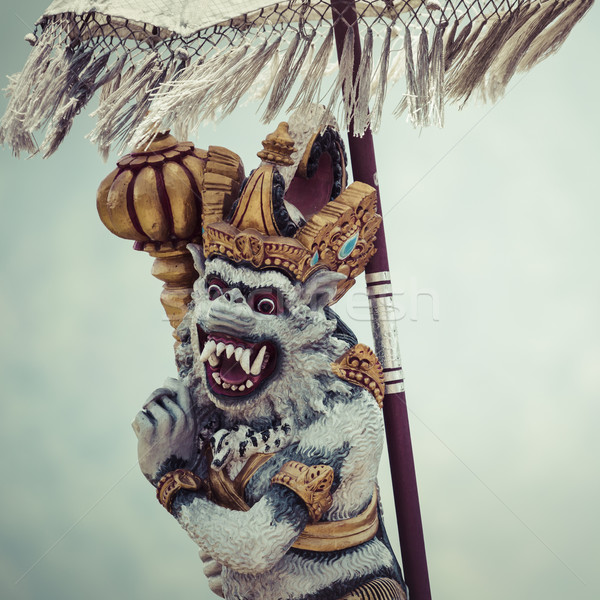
[0,0,593,157]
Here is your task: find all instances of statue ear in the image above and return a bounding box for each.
[187,243,205,277]
[300,269,346,310]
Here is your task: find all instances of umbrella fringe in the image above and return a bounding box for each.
[247,47,281,103]
[0,2,593,156]
[40,51,127,157]
[445,17,485,74]
[485,0,566,102]
[327,26,355,132]
[352,27,374,135]
[442,0,593,107]
[429,21,448,129]
[89,52,168,155]
[386,37,406,88]
[396,27,416,123]
[0,21,95,156]
[370,25,392,133]
[288,28,334,112]
[395,21,447,128]
[517,0,594,71]
[131,44,250,147]
[204,38,281,121]
[415,28,431,126]
[97,54,130,113]
[262,31,315,123]
[446,8,527,106]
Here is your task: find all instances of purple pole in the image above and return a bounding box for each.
[330,2,432,599]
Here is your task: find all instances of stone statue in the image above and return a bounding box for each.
[128,114,407,600]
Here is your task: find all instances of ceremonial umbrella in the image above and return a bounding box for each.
[0,1,595,599]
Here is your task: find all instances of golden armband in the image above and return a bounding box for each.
[272,461,334,522]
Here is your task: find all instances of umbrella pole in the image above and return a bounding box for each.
[331,2,432,599]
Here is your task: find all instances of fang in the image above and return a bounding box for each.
[199,340,217,363]
[250,346,267,376]
[240,348,251,374]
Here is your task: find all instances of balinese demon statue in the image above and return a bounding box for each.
[129,113,407,600]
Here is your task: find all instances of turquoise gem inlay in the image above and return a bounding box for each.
[338,232,358,259]
[310,251,320,266]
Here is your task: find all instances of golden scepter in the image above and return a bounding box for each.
[96,132,244,343]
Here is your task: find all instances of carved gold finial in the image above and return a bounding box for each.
[97,134,244,343]
[257,122,295,166]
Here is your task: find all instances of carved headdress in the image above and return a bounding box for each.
[202,113,382,305]
[96,109,383,332]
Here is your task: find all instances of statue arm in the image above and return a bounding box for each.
[172,484,310,574]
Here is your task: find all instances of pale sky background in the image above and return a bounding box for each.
[0,2,599,600]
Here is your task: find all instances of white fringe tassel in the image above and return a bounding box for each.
[371,25,393,133]
[328,26,355,132]
[352,27,374,135]
[289,28,334,111]
[263,32,315,122]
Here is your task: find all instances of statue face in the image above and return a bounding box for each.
[191,259,300,408]
[197,280,283,401]
[187,254,346,419]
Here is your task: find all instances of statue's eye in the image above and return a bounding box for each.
[207,278,227,301]
[208,284,223,300]
[256,298,276,314]
[250,290,281,315]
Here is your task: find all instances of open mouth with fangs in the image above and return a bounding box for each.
[197,327,278,398]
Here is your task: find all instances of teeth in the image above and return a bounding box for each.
[199,340,217,363]
[250,346,267,376]
[205,340,269,388]
[240,349,252,374]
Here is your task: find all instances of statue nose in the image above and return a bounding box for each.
[224,288,244,303]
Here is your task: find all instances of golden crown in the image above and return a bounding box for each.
[202,122,381,304]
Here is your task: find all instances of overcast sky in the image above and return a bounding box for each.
[0,2,599,600]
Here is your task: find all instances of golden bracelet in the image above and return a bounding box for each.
[156,469,206,513]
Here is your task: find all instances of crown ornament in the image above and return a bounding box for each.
[257,121,295,166]
[203,121,382,304]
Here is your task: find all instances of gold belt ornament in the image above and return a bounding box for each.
[293,489,379,552]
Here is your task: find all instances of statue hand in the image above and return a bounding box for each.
[132,377,199,485]
[199,550,224,598]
